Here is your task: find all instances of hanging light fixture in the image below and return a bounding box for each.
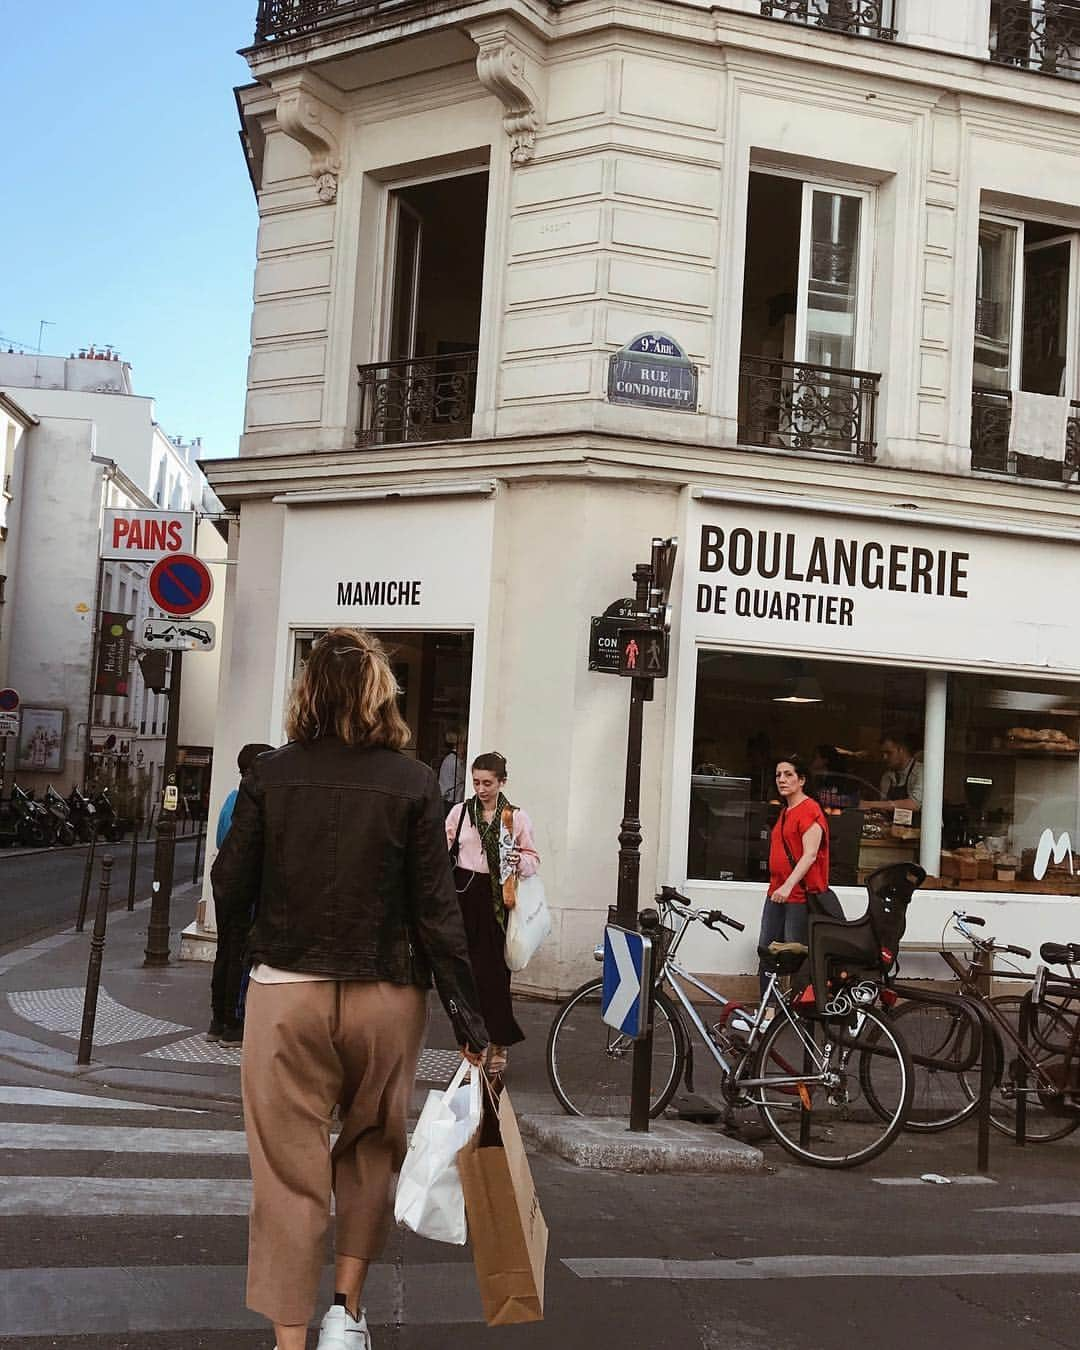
[774,673,823,704]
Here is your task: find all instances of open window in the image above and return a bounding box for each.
[739,171,878,460]
[971,215,1080,480]
[357,171,489,447]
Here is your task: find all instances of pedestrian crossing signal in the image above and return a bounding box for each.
[618,628,668,679]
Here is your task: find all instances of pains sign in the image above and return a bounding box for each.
[101,509,195,562]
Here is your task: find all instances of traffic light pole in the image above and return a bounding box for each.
[618,562,656,1133]
[144,651,182,966]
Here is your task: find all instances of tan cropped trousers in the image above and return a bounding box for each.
[241,978,427,1326]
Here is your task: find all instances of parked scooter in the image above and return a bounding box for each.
[66,786,98,843]
[9,785,52,849]
[42,786,77,847]
[90,788,125,842]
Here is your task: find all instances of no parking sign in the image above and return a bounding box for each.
[148,554,213,618]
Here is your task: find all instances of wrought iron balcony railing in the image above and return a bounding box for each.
[759,0,897,40]
[356,351,478,447]
[971,387,1080,481]
[990,0,1080,80]
[738,355,880,460]
[255,0,421,44]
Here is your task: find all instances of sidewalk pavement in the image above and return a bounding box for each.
[0,892,766,1171]
[0,892,567,1117]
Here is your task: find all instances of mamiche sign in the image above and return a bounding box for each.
[101,509,194,561]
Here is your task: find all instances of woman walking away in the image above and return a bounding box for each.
[445,751,540,1080]
[758,754,830,1008]
[212,628,488,1350]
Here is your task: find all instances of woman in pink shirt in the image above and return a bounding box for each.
[445,751,540,1078]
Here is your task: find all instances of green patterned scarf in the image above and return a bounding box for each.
[467,793,515,930]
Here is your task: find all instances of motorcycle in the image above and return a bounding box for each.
[90,788,126,842]
[66,786,98,843]
[43,786,77,847]
[9,785,52,849]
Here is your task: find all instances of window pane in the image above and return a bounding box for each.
[974,220,1015,392]
[688,652,925,884]
[1021,239,1070,395]
[804,191,861,369]
[943,674,1080,895]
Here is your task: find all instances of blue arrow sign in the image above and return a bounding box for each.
[601,925,653,1039]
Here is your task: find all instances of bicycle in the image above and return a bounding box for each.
[546,882,915,1169]
[862,910,1080,1142]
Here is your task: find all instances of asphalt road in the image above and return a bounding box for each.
[0,1056,1079,1349]
[0,833,202,949]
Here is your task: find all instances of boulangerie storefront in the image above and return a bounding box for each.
[665,488,1080,976]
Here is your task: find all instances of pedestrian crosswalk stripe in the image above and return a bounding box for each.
[0,1122,247,1153]
[564,1252,1080,1280]
[0,1175,252,1217]
[0,1263,484,1337]
[0,1085,203,1112]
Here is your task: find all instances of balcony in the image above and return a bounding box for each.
[356,351,478,448]
[738,356,880,460]
[990,0,1080,79]
[254,0,441,44]
[971,388,1080,481]
[758,0,897,40]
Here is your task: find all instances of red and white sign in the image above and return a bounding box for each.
[148,553,213,617]
[101,509,194,562]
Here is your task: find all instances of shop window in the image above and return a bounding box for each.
[738,171,878,460]
[971,214,1080,480]
[942,675,1080,894]
[357,171,488,447]
[688,651,925,886]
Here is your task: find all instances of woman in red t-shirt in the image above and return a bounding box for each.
[759,755,830,1003]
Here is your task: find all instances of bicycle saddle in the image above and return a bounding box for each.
[1040,942,1080,966]
[758,942,807,975]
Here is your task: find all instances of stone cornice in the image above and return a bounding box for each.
[201,434,1080,530]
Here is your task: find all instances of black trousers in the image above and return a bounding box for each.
[210,894,249,1027]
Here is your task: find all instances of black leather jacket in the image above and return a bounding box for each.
[211,738,488,1053]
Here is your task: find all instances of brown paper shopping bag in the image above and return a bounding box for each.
[458,1083,548,1326]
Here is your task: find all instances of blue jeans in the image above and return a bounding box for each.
[757,899,809,1001]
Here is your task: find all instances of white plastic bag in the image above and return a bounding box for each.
[394,1059,481,1244]
[504,873,552,973]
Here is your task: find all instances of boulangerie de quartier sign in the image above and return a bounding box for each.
[686,502,1080,675]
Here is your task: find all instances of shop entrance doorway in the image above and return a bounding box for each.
[292,629,473,786]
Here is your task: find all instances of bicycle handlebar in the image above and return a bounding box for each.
[657,887,745,932]
[1003,943,1032,960]
[955,911,986,926]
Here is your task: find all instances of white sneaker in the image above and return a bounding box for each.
[316,1304,371,1349]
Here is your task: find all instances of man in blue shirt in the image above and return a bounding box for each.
[207,742,274,1042]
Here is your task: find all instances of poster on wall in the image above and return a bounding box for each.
[16,708,66,773]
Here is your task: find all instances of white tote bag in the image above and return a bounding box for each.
[504,873,552,972]
[394,1060,481,1244]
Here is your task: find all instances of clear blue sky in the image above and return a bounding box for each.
[3,2,258,459]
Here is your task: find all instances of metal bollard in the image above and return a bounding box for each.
[1015,994,1031,1147]
[192,818,205,886]
[127,819,140,912]
[75,825,99,932]
[77,855,114,1065]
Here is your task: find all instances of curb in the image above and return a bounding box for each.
[518,1114,766,1174]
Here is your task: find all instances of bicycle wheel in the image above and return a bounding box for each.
[546,978,685,1118]
[959,995,1080,1143]
[863,1000,980,1133]
[753,1006,912,1168]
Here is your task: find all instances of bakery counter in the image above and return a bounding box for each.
[857,835,919,882]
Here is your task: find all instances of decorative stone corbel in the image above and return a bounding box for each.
[273,71,344,203]
[470,21,548,167]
